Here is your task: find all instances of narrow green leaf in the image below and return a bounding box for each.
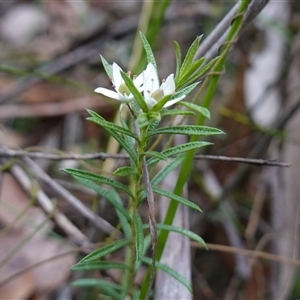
[171,82,199,101]
[71,279,124,300]
[142,151,168,161]
[142,257,192,293]
[147,117,160,133]
[71,278,124,290]
[113,166,137,177]
[151,155,184,186]
[177,58,205,88]
[119,117,137,167]
[87,109,138,140]
[100,55,113,79]
[143,223,207,249]
[174,41,182,82]
[79,239,130,263]
[179,101,210,119]
[160,110,195,117]
[151,94,172,112]
[180,36,202,78]
[153,187,201,212]
[110,188,131,239]
[134,214,144,261]
[120,71,148,112]
[139,31,157,70]
[147,141,212,166]
[86,111,138,165]
[108,130,137,166]
[75,177,131,222]
[180,56,219,87]
[62,168,134,198]
[147,125,224,138]
[71,261,129,271]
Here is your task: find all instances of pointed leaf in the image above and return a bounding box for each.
[87,109,138,140]
[144,223,206,249]
[142,257,192,293]
[113,166,137,177]
[174,41,182,82]
[177,57,205,88]
[147,125,224,138]
[75,177,131,222]
[180,35,202,78]
[160,109,195,117]
[151,94,172,112]
[147,141,212,166]
[79,239,130,263]
[153,187,201,212]
[110,188,131,239]
[71,279,124,300]
[139,32,157,70]
[142,151,168,161]
[120,71,148,112]
[120,117,137,167]
[62,168,134,198]
[179,101,210,119]
[180,56,219,87]
[171,82,199,101]
[86,111,137,165]
[151,155,184,186]
[71,261,129,271]
[100,55,113,79]
[134,213,144,261]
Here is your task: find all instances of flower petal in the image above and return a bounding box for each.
[163,94,186,108]
[145,97,157,109]
[144,63,159,98]
[94,87,122,101]
[160,73,175,96]
[112,63,124,87]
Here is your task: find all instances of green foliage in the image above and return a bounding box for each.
[153,187,202,212]
[120,71,148,113]
[133,213,144,261]
[77,239,130,264]
[62,168,134,198]
[147,125,224,137]
[141,257,192,293]
[139,31,158,71]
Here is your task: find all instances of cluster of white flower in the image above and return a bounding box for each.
[94,62,185,111]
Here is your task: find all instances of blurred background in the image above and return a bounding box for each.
[0,0,299,299]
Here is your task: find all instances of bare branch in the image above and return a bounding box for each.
[10,163,90,246]
[0,148,290,167]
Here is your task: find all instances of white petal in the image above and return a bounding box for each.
[94,87,122,101]
[134,71,144,88]
[145,97,157,109]
[160,73,175,95]
[144,63,159,96]
[112,62,124,87]
[163,94,186,108]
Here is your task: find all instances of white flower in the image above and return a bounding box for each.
[143,63,185,109]
[94,63,144,103]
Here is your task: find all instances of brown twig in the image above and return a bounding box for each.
[0,148,291,167]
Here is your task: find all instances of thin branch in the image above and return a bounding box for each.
[10,163,90,247]
[197,0,270,62]
[192,242,300,268]
[0,148,291,167]
[21,155,120,237]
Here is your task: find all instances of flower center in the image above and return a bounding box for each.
[151,88,164,101]
[118,83,131,96]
